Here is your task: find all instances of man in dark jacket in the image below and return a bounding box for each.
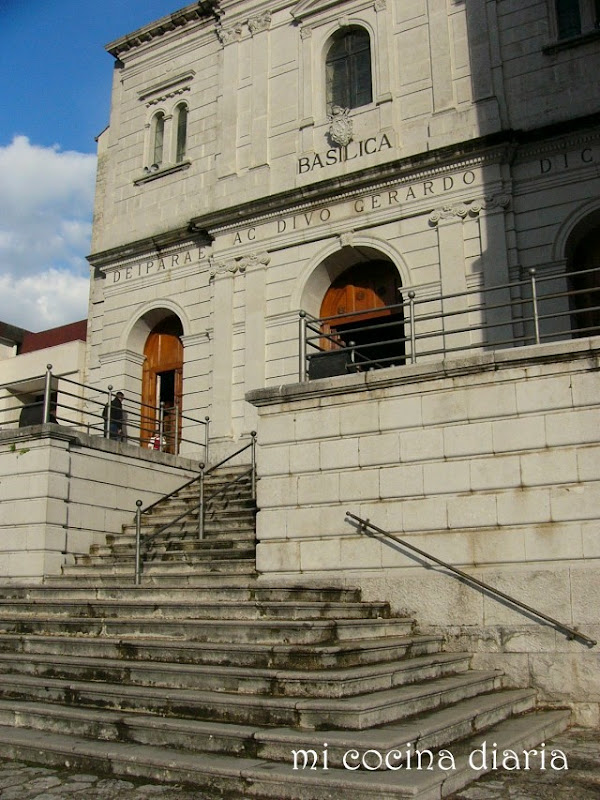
[102,392,125,440]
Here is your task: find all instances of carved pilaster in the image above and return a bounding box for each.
[248,11,271,35]
[429,195,511,226]
[216,24,243,46]
[209,251,270,278]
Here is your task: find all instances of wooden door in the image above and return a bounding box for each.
[141,324,183,451]
[319,261,400,351]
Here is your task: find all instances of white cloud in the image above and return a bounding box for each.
[0,136,96,330]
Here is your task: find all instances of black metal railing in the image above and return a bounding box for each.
[134,432,257,584]
[346,512,597,647]
[299,266,600,381]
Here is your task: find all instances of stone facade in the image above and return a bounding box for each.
[87,0,600,450]
[79,0,600,714]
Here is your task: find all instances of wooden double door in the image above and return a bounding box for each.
[141,319,183,452]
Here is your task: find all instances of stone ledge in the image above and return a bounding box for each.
[247,337,600,407]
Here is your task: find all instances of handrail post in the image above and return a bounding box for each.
[174,403,180,455]
[250,431,257,501]
[529,268,541,344]
[135,499,143,585]
[408,291,416,364]
[158,402,165,452]
[105,385,113,438]
[299,311,308,383]
[204,416,210,462]
[43,364,53,423]
[198,462,206,540]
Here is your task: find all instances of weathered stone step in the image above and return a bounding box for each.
[107,531,256,548]
[0,583,362,604]
[76,547,257,566]
[0,669,503,727]
[0,651,470,698]
[0,598,390,622]
[0,710,570,799]
[0,688,537,764]
[0,632,437,669]
[61,560,257,578]
[0,614,414,644]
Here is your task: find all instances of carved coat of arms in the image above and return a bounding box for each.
[328,106,353,147]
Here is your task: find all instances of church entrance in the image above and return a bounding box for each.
[567,220,600,337]
[141,316,183,452]
[311,260,405,376]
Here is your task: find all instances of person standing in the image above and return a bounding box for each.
[102,392,125,440]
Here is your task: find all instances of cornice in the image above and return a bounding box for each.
[105,1,219,58]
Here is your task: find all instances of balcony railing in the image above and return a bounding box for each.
[298,266,600,381]
[0,367,209,458]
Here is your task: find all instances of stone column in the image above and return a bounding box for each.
[299,26,315,152]
[216,24,243,178]
[209,266,235,440]
[427,0,454,113]
[248,12,271,169]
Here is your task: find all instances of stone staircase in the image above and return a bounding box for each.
[0,465,570,799]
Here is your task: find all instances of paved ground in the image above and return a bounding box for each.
[0,728,597,799]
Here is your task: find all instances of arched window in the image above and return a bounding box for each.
[555,0,600,39]
[326,27,373,114]
[152,112,165,166]
[175,104,188,163]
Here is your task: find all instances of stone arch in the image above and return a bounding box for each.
[562,208,600,337]
[297,239,408,376]
[122,304,189,451]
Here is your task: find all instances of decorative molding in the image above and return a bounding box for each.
[138,71,195,104]
[328,106,354,147]
[428,195,511,225]
[338,230,356,248]
[145,86,190,107]
[248,11,272,35]
[106,4,217,57]
[300,26,313,39]
[374,0,387,10]
[209,251,270,278]
[216,24,243,45]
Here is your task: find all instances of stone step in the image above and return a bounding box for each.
[0,669,503,727]
[0,710,570,799]
[43,573,260,587]
[75,547,257,566]
[61,560,258,578]
[107,531,256,548]
[0,688,537,764]
[0,598,391,621]
[0,614,414,644]
[0,632,438,669]
[0,650,470,698]
[0,583,363,604]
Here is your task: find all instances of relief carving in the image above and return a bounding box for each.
[209,251,270,278]
[248,11,272,35]
[429,195,511,225]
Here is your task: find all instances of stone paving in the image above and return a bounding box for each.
[0,728,597,799]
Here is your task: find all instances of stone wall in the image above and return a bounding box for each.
[0,426,197,584]
[248,339,600,724]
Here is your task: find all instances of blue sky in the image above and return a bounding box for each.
[0,0,185,330]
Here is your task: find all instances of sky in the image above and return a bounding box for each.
[0,0,187,331]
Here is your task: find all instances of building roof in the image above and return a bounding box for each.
[19,320,87,355]
[0,321,30,349]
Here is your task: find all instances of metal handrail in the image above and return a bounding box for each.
[2,364,211,456]
[345,512,597,648]
[299,265,600,380]
[134,432,257,584]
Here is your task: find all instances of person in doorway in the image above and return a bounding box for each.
[102,392,125,441]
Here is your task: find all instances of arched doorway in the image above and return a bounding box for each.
[310,259,405,377]
[141,316,183,452]
[566,216,600,337]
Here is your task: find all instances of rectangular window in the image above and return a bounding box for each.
[555,0,600,38]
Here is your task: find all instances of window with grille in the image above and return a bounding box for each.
[152,112,165,166]
[326,27,373,114]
